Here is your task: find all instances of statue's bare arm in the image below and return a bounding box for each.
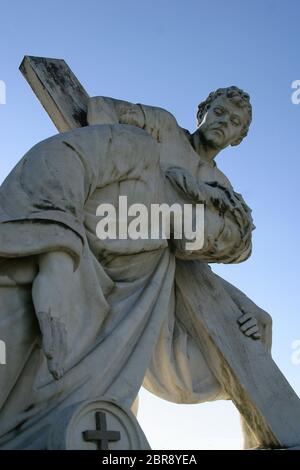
[31,251,74,380]
[0,251,72,380]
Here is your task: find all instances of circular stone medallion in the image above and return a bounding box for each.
[48,397,150,450]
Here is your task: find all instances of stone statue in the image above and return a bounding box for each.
[0,57,299,450]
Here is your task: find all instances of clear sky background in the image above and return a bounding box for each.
[0,0,299,449]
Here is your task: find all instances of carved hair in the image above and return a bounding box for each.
[197,86,252,146]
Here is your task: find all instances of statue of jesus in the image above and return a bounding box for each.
[0,86,272,450]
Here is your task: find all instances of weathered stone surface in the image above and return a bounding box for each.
[20,56,89,131]
[0,58,298,450]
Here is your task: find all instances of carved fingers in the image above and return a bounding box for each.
[37,311,68,380]
[237,312,261,340]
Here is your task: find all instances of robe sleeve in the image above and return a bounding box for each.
[0,127,109,267]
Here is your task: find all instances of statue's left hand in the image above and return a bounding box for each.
[32,251,75,380]
[237,311,261,340]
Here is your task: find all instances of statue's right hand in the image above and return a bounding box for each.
[36,310,68,380]
[165,166,205,201]
[202,183,237,213]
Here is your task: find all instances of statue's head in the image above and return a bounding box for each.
[196,86,252,150]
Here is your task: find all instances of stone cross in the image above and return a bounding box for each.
[19,55,300,449]
[82,411,121,450]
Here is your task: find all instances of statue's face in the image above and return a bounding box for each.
[197,96,249,150]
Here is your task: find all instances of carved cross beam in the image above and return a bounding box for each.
[83,411,121,450]
[20,56,89,132]
[19,56,300,449]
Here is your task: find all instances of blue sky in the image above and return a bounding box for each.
[0,0,299,449]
